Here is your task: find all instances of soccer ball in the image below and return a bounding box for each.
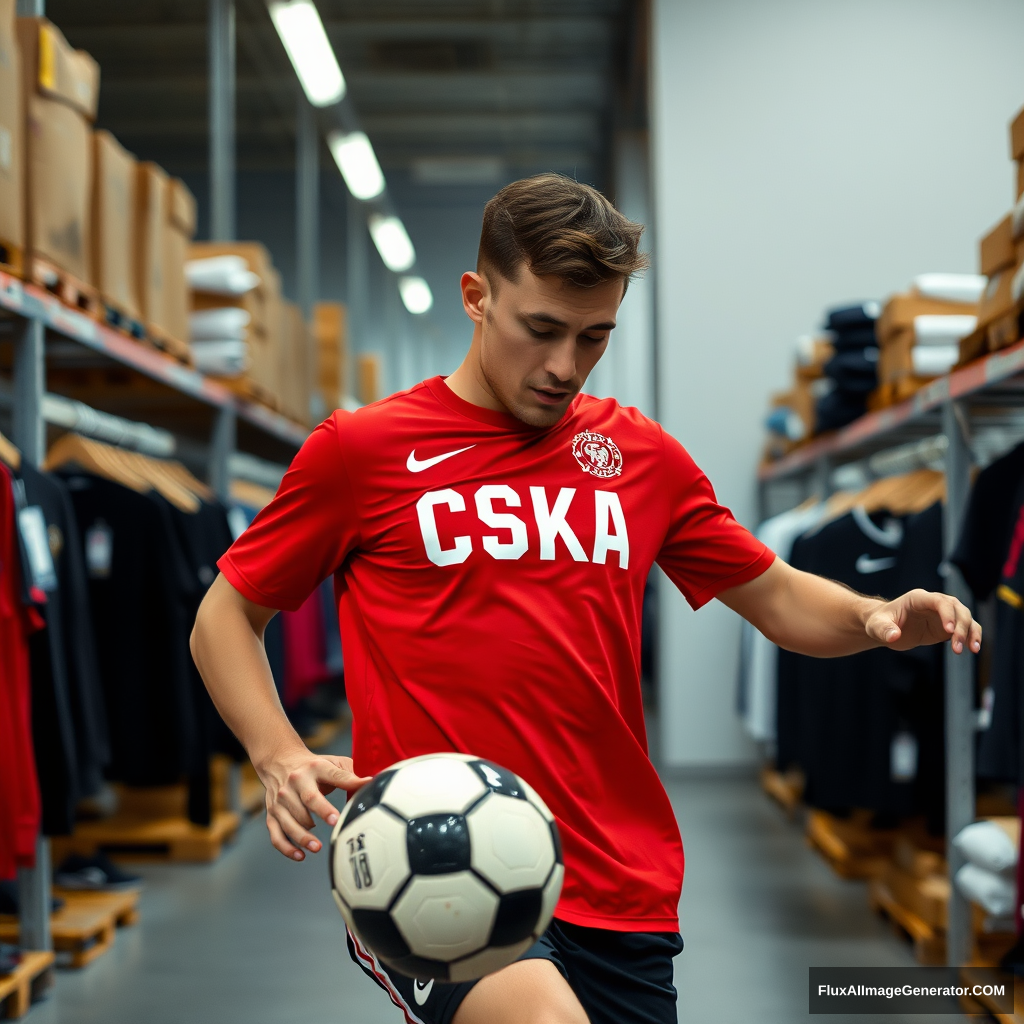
[329,753,563,982]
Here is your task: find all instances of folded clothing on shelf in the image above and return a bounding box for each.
[955,862,1016,917]
[912,345,959,377]
[953,818,1019,873]
[185,255,261,296]
[913,314,978,346]
[912,273,986,305]
[189,307,251,342]
[190,340,250,377]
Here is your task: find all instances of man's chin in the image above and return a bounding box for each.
[510,396,572,428]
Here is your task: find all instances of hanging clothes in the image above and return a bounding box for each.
[0,465,42,878]
[17,462,108,836]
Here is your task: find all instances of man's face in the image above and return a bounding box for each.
[464,266,622,428]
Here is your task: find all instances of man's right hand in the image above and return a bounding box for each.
[256,747,371,861]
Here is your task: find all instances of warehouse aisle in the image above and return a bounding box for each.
[669,776,966,1023]
[27,772,969,1024]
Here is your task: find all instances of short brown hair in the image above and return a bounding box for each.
[477,173,648,291]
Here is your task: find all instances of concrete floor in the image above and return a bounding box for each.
[27,770,968,1024]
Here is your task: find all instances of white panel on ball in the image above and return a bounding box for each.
[334,807,410,909]
[382,757,487,818]
[467,795,554,893]
[539,863,564,925]
[448,938,535,984]
[387,751,478,772]
[518,778,555,822]
[391,872,498,961]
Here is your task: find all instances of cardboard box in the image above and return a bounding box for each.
[980,214,1015,277]
[25,94,91,281]
[162,177,195,346]
[357,353,382,406]
[188,240,273,337]
[92,130,137,317]
[313,301,347,412]
[279,300,310,425]
[0,0,23,256]
[1012,104,1024,162]
[978,268,1016,328]
[134,161,167,326]
[23,18,97,119]
[877,293,978,343]
[17,17,98,120]
[1017,159,1023,202]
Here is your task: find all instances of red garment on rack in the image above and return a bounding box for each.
[0,464,42,879]
[280,584,329,708]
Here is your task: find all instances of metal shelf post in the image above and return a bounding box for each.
[941,399,975,967]
[208,0,235,242]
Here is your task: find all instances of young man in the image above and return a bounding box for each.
[191,174,981,1024]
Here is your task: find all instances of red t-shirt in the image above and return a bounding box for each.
[219,376,773,931]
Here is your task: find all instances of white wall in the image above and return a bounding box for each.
[652,0,1024,767]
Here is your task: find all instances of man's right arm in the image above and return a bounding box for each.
[190,574,370,861]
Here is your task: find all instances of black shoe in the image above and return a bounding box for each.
[54,853,141,891]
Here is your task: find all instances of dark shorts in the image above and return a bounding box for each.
[347,919,684,1024]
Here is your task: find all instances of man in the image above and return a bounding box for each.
[191,174,980,1024]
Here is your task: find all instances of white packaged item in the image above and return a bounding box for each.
[185,255,261,296]
[911,345,959,377]
[913,315,977,346]
[912,273,986,305]
[953,820,1018,873]
[190,339,250,377]
[954,863,1016,916]
[189,307,251,342]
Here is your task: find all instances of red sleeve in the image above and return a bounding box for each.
[218,414,360,611]
[656,428,775,609]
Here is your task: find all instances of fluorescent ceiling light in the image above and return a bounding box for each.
[328,130,385,200]
[399,276,432,314]
[369,215,415,272]
[268,0,345,107]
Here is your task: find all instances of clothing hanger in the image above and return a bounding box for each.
[161,461,215,502]
[229,478,276,511]
[45,433,151,492]
[119,450,201,513]
[0,430,21,471]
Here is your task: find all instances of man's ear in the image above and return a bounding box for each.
[461,271,489,324]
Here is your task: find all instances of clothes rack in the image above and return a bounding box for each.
[758,341,1024,966]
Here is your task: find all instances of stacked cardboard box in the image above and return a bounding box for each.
[958,103,1024,365]
[762,337,832,461]
[0,0,23,273]
[356,353,382,407]
[874,285,979,403]
[312,301,348,417]
[279,301,311,425]
[17,15,99,307]
[92,130,139,331]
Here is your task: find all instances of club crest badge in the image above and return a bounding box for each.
[571,431,623,479]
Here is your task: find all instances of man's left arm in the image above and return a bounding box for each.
[718,558,982,657]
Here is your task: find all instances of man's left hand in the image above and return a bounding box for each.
[865,589,982,654]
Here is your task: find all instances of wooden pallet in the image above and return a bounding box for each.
[0,238,23,279]
[868,877,946,964]
[211,755,266,817]
[0,889,140,970]
[988,308,1023,354]
[28,255,98,315]
[959,964,1022,1022]
[51,810,240,864]
[0,951,55,1019]
[213,374,280,412]
[760,765,804,817]
[805,810,895,880]
[144,322,193,366]
[97,299,146,341]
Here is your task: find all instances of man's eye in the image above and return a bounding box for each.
[582,335,606,343]
[529,327,553,338]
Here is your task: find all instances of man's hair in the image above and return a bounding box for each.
[477,173,648,292]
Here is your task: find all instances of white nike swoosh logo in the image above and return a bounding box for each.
[856,554,897,574]
[413,978,434,1005]
[406,445,476,473]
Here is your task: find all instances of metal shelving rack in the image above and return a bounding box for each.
[758,337,1024,966]
[4,0,313,971]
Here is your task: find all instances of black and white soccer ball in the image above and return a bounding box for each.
[329,752,563,981]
